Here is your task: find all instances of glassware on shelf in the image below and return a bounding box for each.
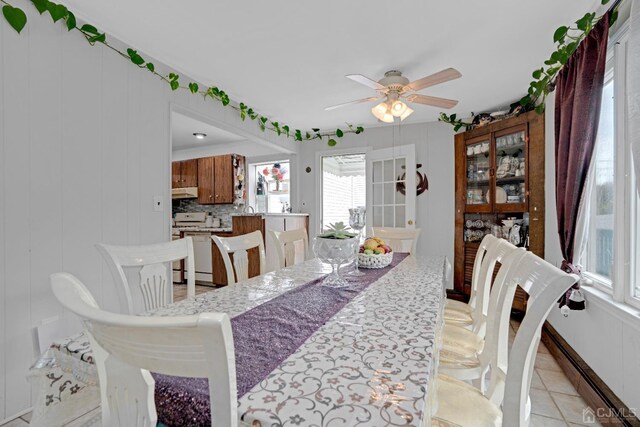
[348,207,366,276]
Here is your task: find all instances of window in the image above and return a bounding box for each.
[581,21,640,308]
[585,79,615,283]
[252,161,290,213]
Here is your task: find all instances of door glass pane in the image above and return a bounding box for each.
[395,206,406,227]
[384,159,394,182]
[373,206,383,227]
[395,181,406,204]
[384,206,395,227]
[373,160,383,183]
[466,141,490,205]
[395,157,406,178]
[373,183,383,206]
[384,183,394,204]
[495,131,526,205]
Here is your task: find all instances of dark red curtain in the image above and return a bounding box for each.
[555,13,610,309]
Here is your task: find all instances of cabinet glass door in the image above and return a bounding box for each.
[465,139,491,211]
[494,128,526,210]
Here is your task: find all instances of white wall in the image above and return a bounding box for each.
[296,121,456,266]
[543,93,640,411]
[0,2,295,420]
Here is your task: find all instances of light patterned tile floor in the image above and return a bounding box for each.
[508,321,602,427]
[1,307,604,426]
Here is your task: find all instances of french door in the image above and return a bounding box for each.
[365,144,416,235]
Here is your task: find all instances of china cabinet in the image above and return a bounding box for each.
[451,110,545,312]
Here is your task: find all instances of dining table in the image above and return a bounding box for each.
[29,254,449,427]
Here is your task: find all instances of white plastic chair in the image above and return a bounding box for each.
[50,272,237,427]
[372,227,422,255]
[444,234,498,317]
[432,251,579,427]
[268,228,310,270]
[212,231,266,285]
[96,237,195,314]
[439,239,524,390]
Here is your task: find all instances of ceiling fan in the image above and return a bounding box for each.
[325,68,462,123]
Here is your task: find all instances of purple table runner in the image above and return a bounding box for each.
[153,253,409,427]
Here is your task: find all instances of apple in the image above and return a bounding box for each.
[381,245,392,253]
[364,239,379,251]
[363,249,374,255]
[373,247,386,255]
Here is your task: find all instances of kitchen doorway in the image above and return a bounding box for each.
[319,153,366,232]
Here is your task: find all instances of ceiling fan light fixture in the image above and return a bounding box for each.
[400,105,414,121]
[371,102,394,123]
[390,100,408,117]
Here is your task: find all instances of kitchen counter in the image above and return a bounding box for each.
[231,213,309,217]
[173,227,232,233]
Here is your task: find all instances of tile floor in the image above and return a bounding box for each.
[510,319,602,427]
[1,296,602,426]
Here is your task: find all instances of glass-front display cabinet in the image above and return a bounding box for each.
[454,111,545,312]
[464,124,528,213]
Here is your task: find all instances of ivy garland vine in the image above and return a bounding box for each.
[439,0,621,132]
[0,0,365,147]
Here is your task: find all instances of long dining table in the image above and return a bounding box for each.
[31,254,448,427]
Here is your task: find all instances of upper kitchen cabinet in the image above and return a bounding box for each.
[172,159,198,188]
[197,154,244,205]
[214,155,234,204]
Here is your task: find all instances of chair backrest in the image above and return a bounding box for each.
[268,228,310,270]
[96,237,195,314]
[487,252,578,426]
[475,243,526,391]
[50,272,237,427]
[467,234,499,310]
[372,227,422,255]
[212,231,266,285]
[470,237,519,338]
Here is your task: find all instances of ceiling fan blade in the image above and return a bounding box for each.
[405,68,462,92]
[324,97,382,111]
[345,74,386,91]
[405,94,458,109]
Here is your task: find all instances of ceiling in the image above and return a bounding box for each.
[171,112,245,151]
[61,0,599,130]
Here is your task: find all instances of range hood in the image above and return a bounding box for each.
[171,187,198,199]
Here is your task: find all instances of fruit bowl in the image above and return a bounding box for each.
[358,237,393,269]
[358,251,393,268]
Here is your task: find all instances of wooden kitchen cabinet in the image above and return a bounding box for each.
[172,159,198,188]
[214,155,234,204]
[197,155,238,205]
[197,156,215,204]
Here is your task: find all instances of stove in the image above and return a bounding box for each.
[174,212,207,228]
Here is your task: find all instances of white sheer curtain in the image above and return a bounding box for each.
[630,0,640,189]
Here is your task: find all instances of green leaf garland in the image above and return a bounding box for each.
[0,0,364,146]
[439,0,623,131]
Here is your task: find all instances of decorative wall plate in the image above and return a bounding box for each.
[396,163,429,196]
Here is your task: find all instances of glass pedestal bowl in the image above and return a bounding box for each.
[312,236,358,287]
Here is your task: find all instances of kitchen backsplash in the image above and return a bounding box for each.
[172,200,240,228]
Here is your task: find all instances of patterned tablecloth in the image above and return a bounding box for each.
[31,255,447,427]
